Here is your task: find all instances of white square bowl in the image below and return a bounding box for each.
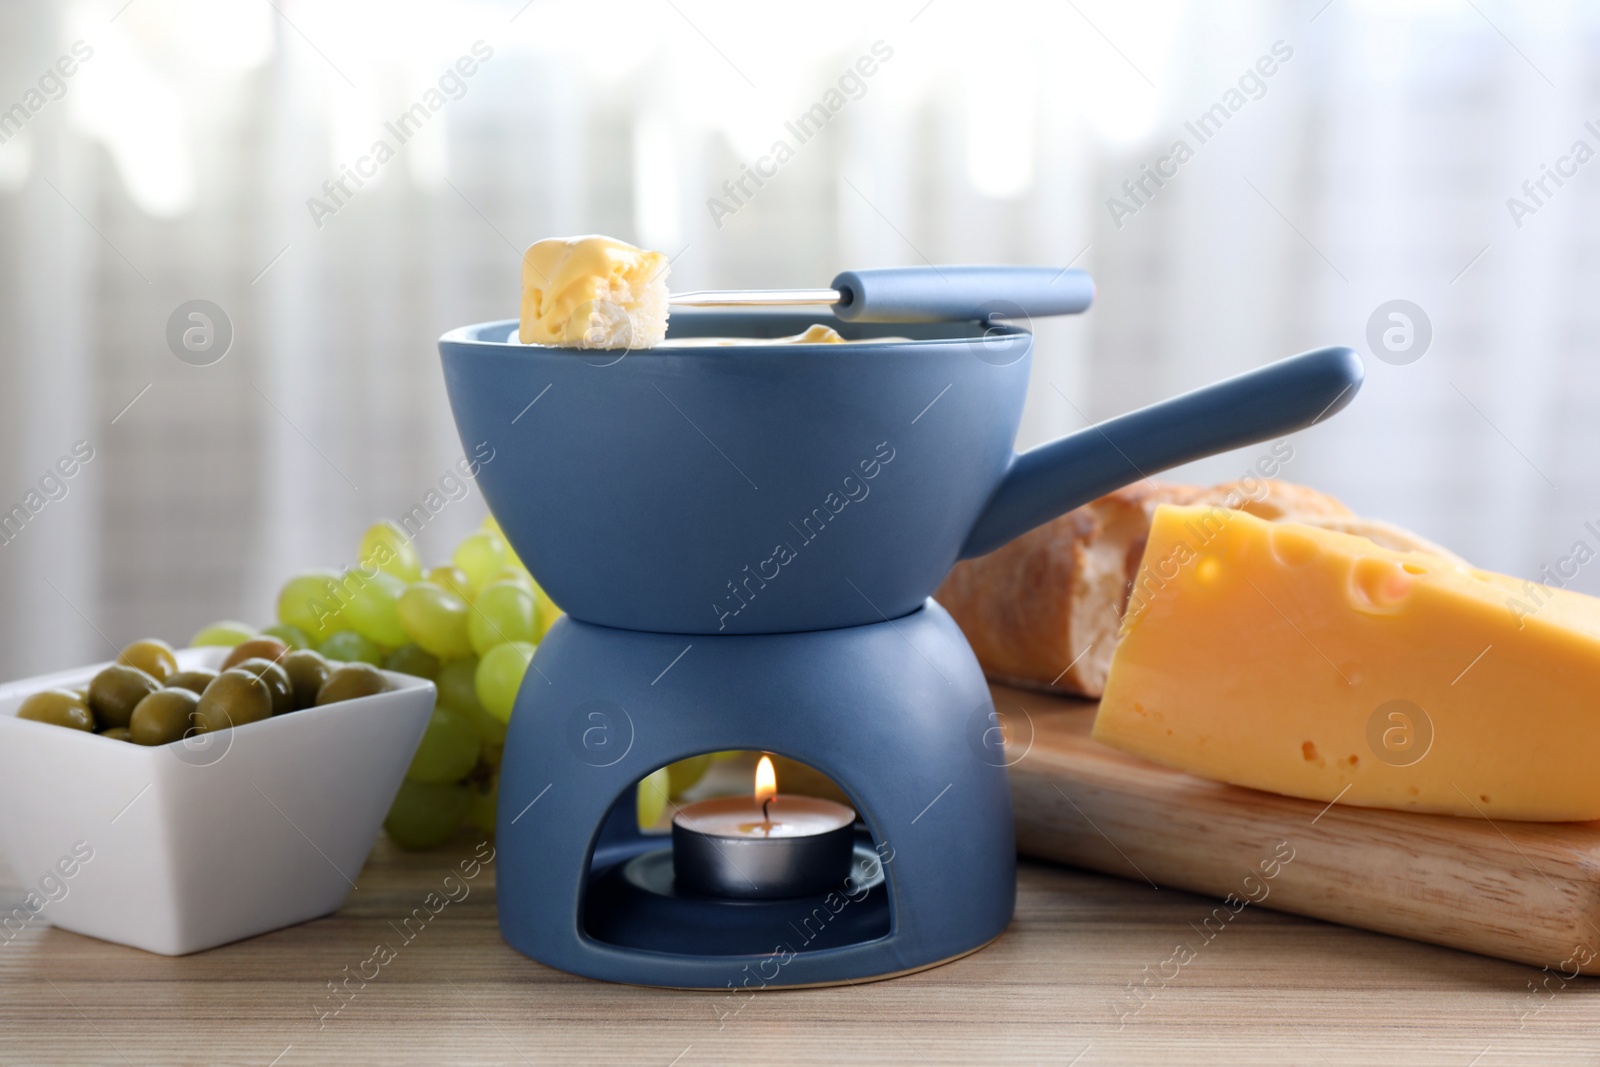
[0,647,435,955]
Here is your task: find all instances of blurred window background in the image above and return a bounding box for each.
[0,0,1592,677]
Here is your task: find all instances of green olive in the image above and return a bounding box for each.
[17,689,94,731]
[282,650,333,710]
[316,662,392,705]
[165,669,218,695]
[100,727,133,742]
[383,644,440,680]
[116,638,179,682]
[88,665,161,730]
[232,657,294,716]
[220,637,290,672]
[129,687,200,746]
[193,669,273,732]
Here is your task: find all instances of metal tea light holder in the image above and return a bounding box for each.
[439,266,1363,988]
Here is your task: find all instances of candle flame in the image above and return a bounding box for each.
[754,755,777,806]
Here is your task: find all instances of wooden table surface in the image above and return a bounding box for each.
[3,833,1598,1066]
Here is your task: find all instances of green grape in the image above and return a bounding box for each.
[384,779,470,850]
[318,630,385,666]
[667,754,714,798]
[384,644,441,680]
[637,766,670,830]
[406,706,482,784]
[447,700,506,747]
[277,569,350,641]
[398,582,474,659]
[468,772,498,836]
[488,567,534,591]
[189,620,255,647]
[467,580,538,655]
[476,641,535,724]
[259,623,313,650]
[425,565,474,602]
[483,513,531,574]
[437,659,504,745]
[358,520,423,584]
[452,529,508,595]
[436,657,481,715]
[343,569,409,647]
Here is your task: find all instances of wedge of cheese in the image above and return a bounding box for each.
[1094,504,1600,821]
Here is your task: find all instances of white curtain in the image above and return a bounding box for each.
[0,0,1592,678]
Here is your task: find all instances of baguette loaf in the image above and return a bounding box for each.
[934,479,1463,698]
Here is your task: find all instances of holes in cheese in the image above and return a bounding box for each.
[1347,557,1416,614]
[1094,503,1600,821]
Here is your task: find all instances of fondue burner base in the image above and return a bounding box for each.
[494,600,1016,988]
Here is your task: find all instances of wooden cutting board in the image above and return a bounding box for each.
[997,683,1600,974]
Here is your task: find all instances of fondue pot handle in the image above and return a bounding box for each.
[960,346,1364,559]
[829,265,1094,322]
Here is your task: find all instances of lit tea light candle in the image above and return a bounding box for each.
[671,755,857,899]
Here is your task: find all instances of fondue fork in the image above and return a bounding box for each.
[670,265,1094,323]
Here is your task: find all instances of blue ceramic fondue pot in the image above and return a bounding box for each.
[440,309,1361,635]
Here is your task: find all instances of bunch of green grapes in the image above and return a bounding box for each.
[190,514,713,850]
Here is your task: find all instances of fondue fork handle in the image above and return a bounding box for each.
[670,266,1095,322]
[961,346,1364,559]
[830,265,1094,322]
